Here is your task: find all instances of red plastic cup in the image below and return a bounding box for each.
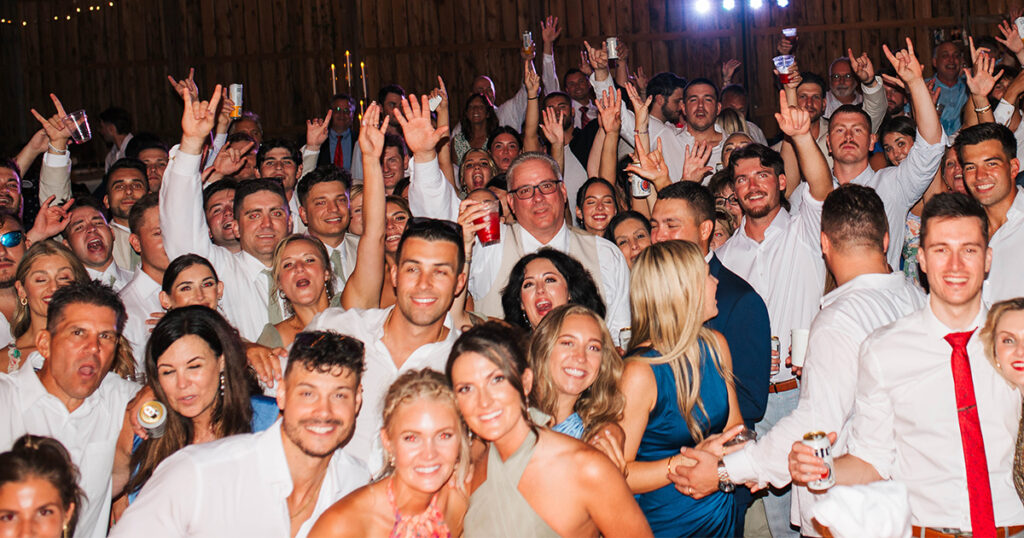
[778,72,792,84]
[473,200,501,246]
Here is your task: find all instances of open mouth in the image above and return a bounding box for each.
[303,421,340,435]
[534,299,553,318]
[87,237,105,253]
[479,409,502,422]
[562,367,587,378]
[295,278,311,288]
[1011,360,1024,372]
[414,464,442,474]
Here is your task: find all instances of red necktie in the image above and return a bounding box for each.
[333,136,344,168]
[579,106,591,128]
[944,329,997,537]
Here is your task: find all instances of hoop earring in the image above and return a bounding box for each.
[19,296,27,306]
[219,371,226,395]
[63,522,69,538]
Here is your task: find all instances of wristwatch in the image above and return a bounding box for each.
[717,459,735,493]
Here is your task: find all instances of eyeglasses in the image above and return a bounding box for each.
[716,195,739,207]
[830,73,854,81]
[511,180,561,200]
[0,231,24,248]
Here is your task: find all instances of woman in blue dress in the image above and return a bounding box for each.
[114,306,278,506]
[618,240,744,537]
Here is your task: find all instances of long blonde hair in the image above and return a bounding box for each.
[12,241,90,338]
[528,304,623,438]
[981,298,1024,382]
[628,240,724,443]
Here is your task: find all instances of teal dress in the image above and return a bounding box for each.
[634,342,735,537]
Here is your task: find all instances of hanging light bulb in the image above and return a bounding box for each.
[696,0,712,14]
[750,0,764,9]
[723,0,736,9]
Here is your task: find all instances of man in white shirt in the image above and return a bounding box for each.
[714,97,834,537]
[674,185,926,536]
[202,179,241,253]
[120,193,170,369]
[306,217,466,470]
[63,199,132,291]
[257,138,307,234]
[0,281,140,538]
[953,122,1024,303]
[161,86,292,341]
[791,193,1024,535]
[720,84,768,145]
[823,57,862,118]
[296,166,359,285]
[103,159,148,271]
[99,107,133,172]
[111,331,371,538]
[538,91,593,215]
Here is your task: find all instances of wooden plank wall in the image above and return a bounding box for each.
[2,0,1023,157]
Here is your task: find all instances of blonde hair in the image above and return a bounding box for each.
[528,304,624,438]
[378,369,471,487]
[13,241,90,338]
[269,234,334,311]
[716,108,749,138]
[981,298,1024,381]
[628,240,725,443]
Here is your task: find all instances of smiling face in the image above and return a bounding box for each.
[827,110,874,165]
[384,202,410,255]
[348,191,364,236]
[994,310,1024,387]
[932,42,964,82]
[450,351,531,443]
[104,168,147,221]
[300,181,350,244]
[612,217,651,269]
[918,216,991,311]
[162,264,222,311]
[520,258,570,328]
[0,218,25,288]
[16,255,77,322]
[155,334,224,420]
[796,82,825,124]
[204,188,237,248]
[258,148,302,192]
[391,237,465,328]
[37,303,119,407]
[732,157,786,220]
[0,476,73,538]
[63,206,114,270]
[235,190,290,264]
[507,159,568,240]
[0,168,22,217]
[547,314,604,402]
[829,60,856,99]
[381,147,407,191]
[138,148,169,193]
[278,365,361,458]
[277,239,330,308]
[577,182,617,234]
[941,147,968,195]
[959,139,1019,209]
[882,132,915,167]
[564,72,591,103]
[490,133,521,172]
[381,398,462,495]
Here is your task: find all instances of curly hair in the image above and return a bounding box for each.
[500,248,605,329]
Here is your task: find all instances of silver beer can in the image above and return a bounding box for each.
[629,162,650,198]
[229,83,243,119]
[138,401,168,439]
[606,37,619,59]
[801,431,835,490]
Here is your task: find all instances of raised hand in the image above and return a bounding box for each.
[626,136,671,191]
[305,109,333,149]
[596,88,622,135]
[578,49,594,77]
[583,40,609,73]
[209,140,254,179]
[215,87,234,134]
[457,198,491,251]
[29,93,73,149]
[882,38,925,84]
[777,37,794,55]
[682,141,714,183]
[965,49,1004,97]
[541,15,561,45]
[167,67,200,104]
[524,60,541,99]
[358,102,390,159]
[721,59,742,83]
[27,195,74,242]
[774,89,812,138]
[631,66,649,98]
[968,36,991,66]
[431,75,450,117]
[394,95,449,160]
[847,48,875,84]
[539,108,565,148]
[180,84,222,153]
[625,82,653,132]
[927,79,941,105]
[997,19,1024,55]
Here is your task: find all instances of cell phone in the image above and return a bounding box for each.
[428,95,442,112]
[1016,17,1024,40]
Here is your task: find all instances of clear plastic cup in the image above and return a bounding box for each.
[772,55,796,84]
[63,109,92,144]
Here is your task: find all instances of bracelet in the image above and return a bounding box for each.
[666,455,676,474]
[975,104,992,113]
[527,96,539,101]
[46,143,68,155]
[634,129,649,134]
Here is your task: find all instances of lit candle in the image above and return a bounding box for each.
[330,63,337,95]
[361,61,367,101]
[345,51,352,89]
[359,99,364,116]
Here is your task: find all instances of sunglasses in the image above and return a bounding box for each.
[0,231,24,248]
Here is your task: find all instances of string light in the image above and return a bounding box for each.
[750,0,764,8]
[1,0,121,28]
[723,0,736,9]
[695,0,712,13]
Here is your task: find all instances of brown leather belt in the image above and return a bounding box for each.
[910,525,1024,538]
[769,378,799,393]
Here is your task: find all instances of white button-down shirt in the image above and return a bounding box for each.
[716,187,826,382]
[0,367,139,538]
[848,302,1024,529]
[110,419,370,538]
[724,272,926,534]
[160,151,286,341]
[305,306,459,471]
[109,221,138,273]
[88,262,133,292]
[407,157,631,345]
[104,133,133,172]
[985,187,1024,305]
[119,269,163,371]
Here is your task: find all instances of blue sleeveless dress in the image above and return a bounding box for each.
[634,342,735,537]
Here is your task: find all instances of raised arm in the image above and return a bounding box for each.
[29,93,74,204]
[540,16,561,93]
[432,77,458,190]
[340,104,388,309]
[539,108,565,174]
[403,94,460,220]
[523,61,544,152]
[962,37,1001,126]
[775,90,831,201]
[884,38,942,144]
[848,48,886,133]
[595,88,623,183]
[303,109,333,178]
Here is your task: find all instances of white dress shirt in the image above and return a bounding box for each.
[160,151,284,341]
[289,194,307,234]
[304,307,458,472]
[104,133,134,172]
[716,187,826,383]
[993,101,1024,160]
[825,78,887,132]
[0,367,139,538]
[0,315,13,349]
[824,91,863,119]
[984,187,1024,305]
[109,222,138,273]
[119,269,163,371]
[110,419,370,538]
[848,302,1024,529]
[88,262,133,291]
[724,272,926,534]
[495,53,559,130]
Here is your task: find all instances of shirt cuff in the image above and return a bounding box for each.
[301,145,318,157]
[42,151,70,167]
[413,157,441,182]
[723,444,761,484]
[861,76,883,94]
[171,150,203,174]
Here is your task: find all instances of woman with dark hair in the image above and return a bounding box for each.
[0,435,84,537]
[500,248,605,330]
[446,322,651,537]
[574,178,620,236]
[487,126,522,172]
[159,254,223,311]
[878,115,917,167]
[604,211,652,270]
[452,93,499,165]
[117,306,277,504]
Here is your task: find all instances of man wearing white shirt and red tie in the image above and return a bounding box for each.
[953,122,1024,304]
[111,331,371,538]
[672,185,927,536]
[713,90,835,537]
[791,192,1024,537]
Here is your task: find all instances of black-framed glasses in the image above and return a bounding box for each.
[511,180,561,200]
[716,195,739,207]
[830,73,854,81]
[0,231,24,248]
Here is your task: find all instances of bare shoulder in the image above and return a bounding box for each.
[537,430,617,485]
[621,359,655,388]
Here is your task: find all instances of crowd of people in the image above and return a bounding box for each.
[2,11,1024,538]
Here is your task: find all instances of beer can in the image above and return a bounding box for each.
[771,336,780,355]
[629,162,651,198]
[606,37,619,60]
[138,401,167,439]
[229,83,243,119]
[801,431,835,490]
[522,31,534,54]
[619,327,632,349]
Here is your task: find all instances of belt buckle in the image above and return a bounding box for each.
[934,529,971,537]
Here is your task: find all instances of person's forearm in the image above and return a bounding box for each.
[341,156,386,310]
[971,93,995,124]
[792,133,831,200]
[598,131,619,183]
[833,453,884,485]
[524,96,542,152]
[907,78,942,144]
[14,146,43,178]
[861,77,887,133]
[626,455,696,494]
[550,141,564,175]
[587,130,605,178]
